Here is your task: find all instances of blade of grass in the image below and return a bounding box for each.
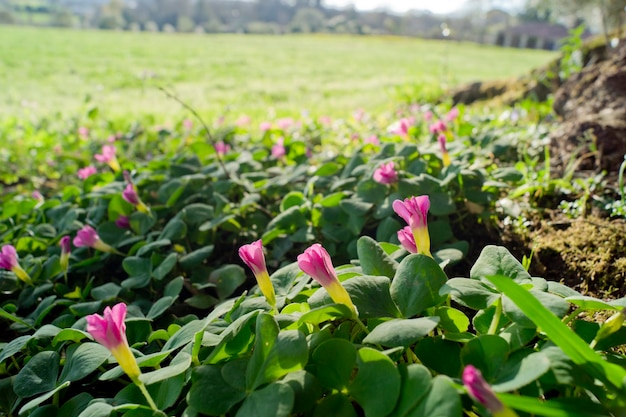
[485,274,626,393]
[497,393,612,417]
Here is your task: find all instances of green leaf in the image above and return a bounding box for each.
[311,338,356,390]
[76,401,114,417]
[0,335,31,363]
[297,304,354,327]
[252,330,308,389]
[146,296,175,320]
[491,351,551,392]
[503,290,570,328]
[439,278,500,309]
[208,264,246,299]
[407,375,461,417]
[434,306,470,333]
[136,239,171,257]
[357,236,398,279]
[390,254,447,318]
[280,191,306,211]
[246,313,280,390]
[140,351,192,385]
[59,343,111,383]
[363,317,440,348]
[471,245,531,283]
[122,257,152,289]
[52,329,91,346]
[153,252,178,281]
[235,382,294,417]
[309,275,402,319]
[179,245,214,269]
[14,351,59,397]
[19,381,71,415]
[565,296,620,311]
[348,347,401,417]
[281,370,323,414]
[391,364,432,417]
[158,218,187,241]
[460,335,509,381]
[188,365,247,415]
[415,337,462,377]
[498,394,612,417]
[313,394,357,417]
[128,212,156,235]
[485,274,626,392]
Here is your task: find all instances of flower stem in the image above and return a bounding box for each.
[353,316,370,335]
[487,298,502,335]
[134,378,159,412]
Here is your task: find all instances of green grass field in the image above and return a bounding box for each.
[0,26,557,121]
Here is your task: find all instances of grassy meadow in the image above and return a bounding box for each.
[1,26,557,121]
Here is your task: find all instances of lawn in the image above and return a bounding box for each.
[0,26,557,121]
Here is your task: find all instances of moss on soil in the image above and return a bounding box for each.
[522,216,626,298]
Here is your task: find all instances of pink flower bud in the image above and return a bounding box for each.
[86,303,141,380]
[272,139,286,159]
[397,226,417,253]
[429,120,447,134]
[297,244,356,314]
[438,134,451,167]
[95,145,121,172]
[260,121,272,131]
[116,215,130,229]
[78,166,98,180]
[445,107,459,122]
[373,161,398,185]
[59,236,71,271]
[214,141,230,156]
[122,183,140,205]
[0,245,32,284]
[463,365,517,416]
[239,240,276,307]
[392,196,431,257]
[73,225,116,253]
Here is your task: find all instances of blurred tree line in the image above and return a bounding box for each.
[1,0,624,43]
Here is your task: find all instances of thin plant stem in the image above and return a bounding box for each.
[134,378,159,412]
[353,316,370,335]
[487,298,502,335]
[562,307,583,325]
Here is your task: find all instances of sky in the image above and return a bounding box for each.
[324,0,468,14]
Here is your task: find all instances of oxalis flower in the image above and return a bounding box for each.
[238,240,276,309]
[297,244,357,315]
[397,226,417,253]
[59,236,71,272]
[122,172,150,214]
[0,245,32,284]
[94,145,121,173]
[86,303,159,411]
[373,161,398,185]
[73,225,117,254]
[438,134,451,167]
[463,365,518,417]
[392,195,432,257]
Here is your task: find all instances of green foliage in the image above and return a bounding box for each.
[0,97,624,417]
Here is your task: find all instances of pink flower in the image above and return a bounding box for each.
[365,135,380,145]
[429,120,447,134]
[463,365,516,416]
[183,119,193,131]
[318,116,332,126]
[373,161,398,185]
[297,244,356,315]
[238,240,276,308]
[78,126,89,139]
[86,303,141,380]
[115,215,130,229]
[122,183,140,205]
[438,134,451,167]
[94,145,121,172]
[397,226,417,253]
[0,245,19,270]
[107,135,117,143]
[31,190,43,201]
[423,111,433,122]
[59,236,71,271]
[214,141,230,156]
[277,118,294,130]
[392,196,431,257]
[236,115,251,127]
[272,138,286,160]
[353,108,365,122]
[445,107,459,122]
[73,225,116,253]
[260,121,272,131]
[0,245,32,284]
[389,118,412,137]
[78,166,98,180]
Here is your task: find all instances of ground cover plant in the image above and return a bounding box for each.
[1,27,625,417]
[1,97,626,417]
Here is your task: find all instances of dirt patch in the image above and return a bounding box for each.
[508,215,626,298]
